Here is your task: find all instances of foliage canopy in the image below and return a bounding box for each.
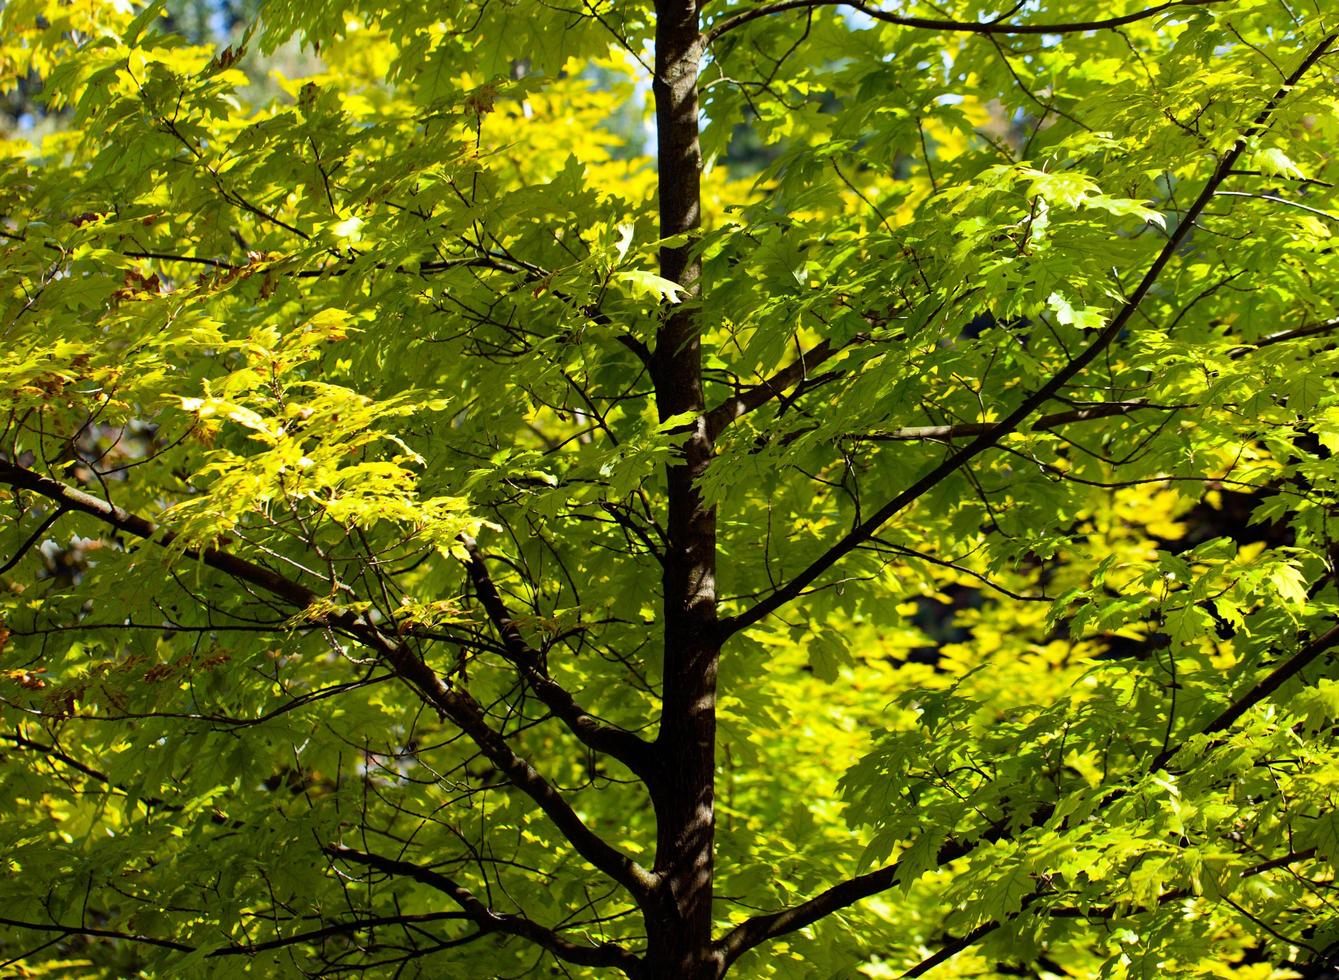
[1,0,1338,977]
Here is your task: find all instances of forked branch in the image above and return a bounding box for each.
[462,535,656,775]
[718,32,1338,640]
[0,459,654,899]
[327,845,643,973]
[851,399,1177,443]
[719,612,1339,965]
[704,0,1223,44]
[704,337,852,439]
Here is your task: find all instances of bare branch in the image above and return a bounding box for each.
[704,0,1224,44]
[717,33,1338,641]
[326,845,644,974]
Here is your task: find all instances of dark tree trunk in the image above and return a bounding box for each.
[646,1,721,976]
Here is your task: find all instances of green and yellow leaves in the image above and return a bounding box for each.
[4,1,1339,978]
[169,314,482,551]
[1021,167,1165,231]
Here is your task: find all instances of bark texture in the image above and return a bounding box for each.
[646,1,721,976]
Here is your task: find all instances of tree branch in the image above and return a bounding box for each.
[1214,189,1338,222]
[0,459,654,900]
[1233,316,1339,355]
[218,910,474,955]
[902,917,1011,977]
[326,845,643,974]
[461,536,655,775]
[0,733,184,812]
[718,32,1337,641]
[716,833,992,968]
[0,459,316,608]
[897,847,1320,976]
[850,399,1174,443]
[0,910,476,959]
[0,506,67,574]
[718,604,1338,968]
[0,916,194,954]
[1150,620,1339,772]
[704,0,1223,44]
[703,337,851,439]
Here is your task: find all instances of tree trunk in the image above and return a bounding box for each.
[647,1,721,976]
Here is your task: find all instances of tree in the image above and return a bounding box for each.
[1,0,1337,976]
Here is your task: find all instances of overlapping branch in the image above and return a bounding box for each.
[461,535,655,775]
[327,845,643,973]
[717,32,1338,640]
[704,0,1224,44]
[713,33,1339,965]
[850,399,1177,443]
[703,337,853,439]
[0,459,654,900]
[718,611,1339,966]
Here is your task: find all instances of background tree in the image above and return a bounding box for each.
[1,0,1338,977]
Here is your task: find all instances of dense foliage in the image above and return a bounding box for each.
[1,0,1338,976]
